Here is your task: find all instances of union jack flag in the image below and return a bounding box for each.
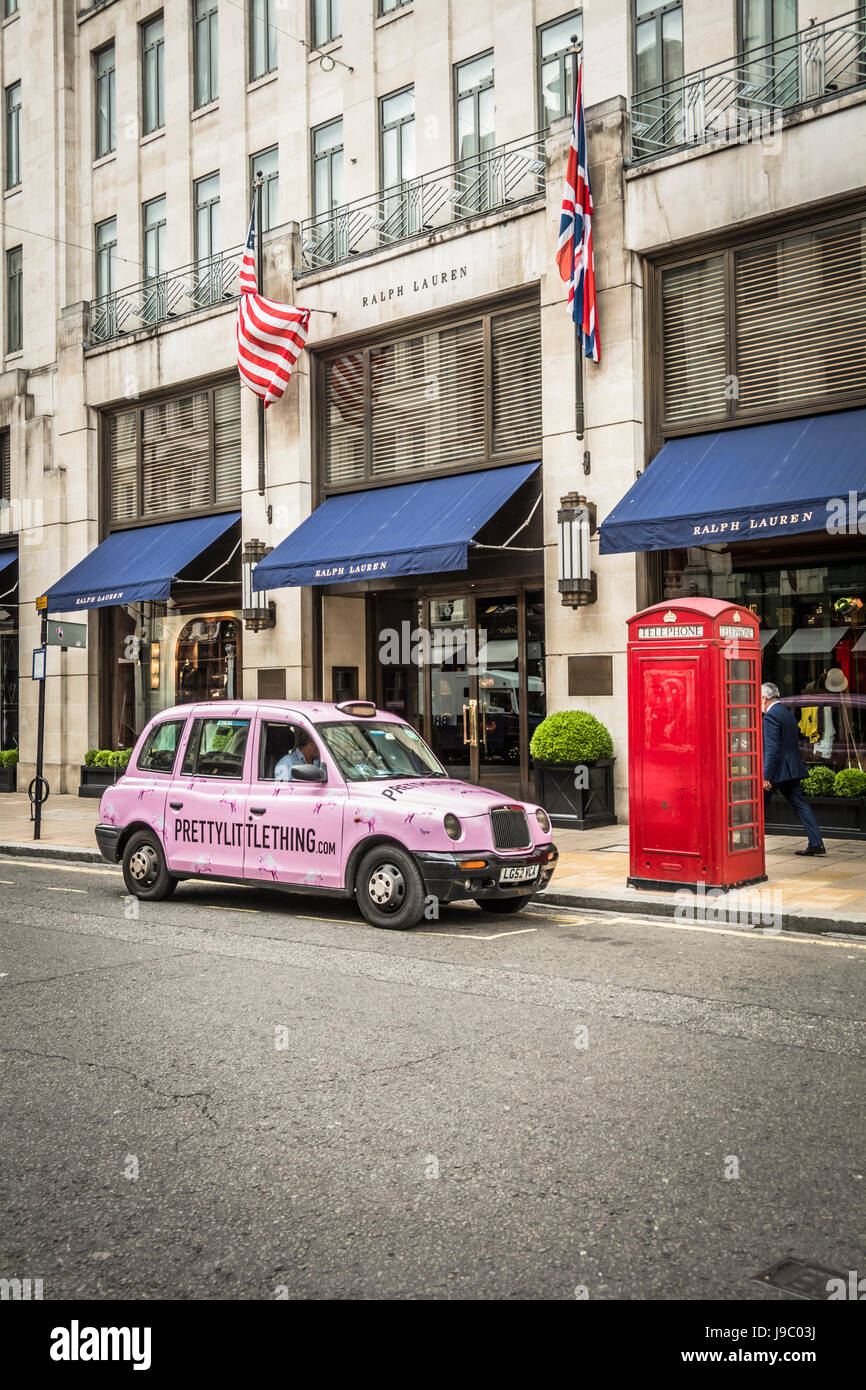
[236,208,311,408]
[555,58,601,364]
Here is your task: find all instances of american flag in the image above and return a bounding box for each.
[236,210,310,408]
[555,58,601,364]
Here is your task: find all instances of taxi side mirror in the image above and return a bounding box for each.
[290,763,327,782]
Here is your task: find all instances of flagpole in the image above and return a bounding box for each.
[570,36,585,441]
[255,174,266,497]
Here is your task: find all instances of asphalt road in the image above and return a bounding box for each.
[1,855,864,1301]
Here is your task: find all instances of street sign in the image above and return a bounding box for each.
[46,621,86,649]
[35,595,47,611]
[32,646,46,680]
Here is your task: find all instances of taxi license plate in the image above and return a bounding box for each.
[499,864,539,884]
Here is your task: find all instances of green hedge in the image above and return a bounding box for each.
[530,710,613,765]
[0,748,18,768]
[833,768,866,798]
[802,766,835,797]
[84,748,132,770]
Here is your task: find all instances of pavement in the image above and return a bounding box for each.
[2,791,866,936]
[1,854,864,1300]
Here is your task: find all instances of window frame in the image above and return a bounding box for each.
[378,0,413,16]
[94,42,116,158]
[250,145,279,231]
[379,84,415,193]
[6,245,22,354]
[3,0,20,18]
[103,376,243,528]
[95,216,117,301]
[632,0,683,96]
[453,49,495,165]
[141,12,166,135]
[193,0,219,109]
[536,10,582,130]
[193,171,221,263]
[5,80,21,190]
[256,719,320,781]
[316,293,542,496]
[311,0,340,47]
[647,206,866,448]
[180,715,251,780]
[250,0,278,81]
[311,116,343,220]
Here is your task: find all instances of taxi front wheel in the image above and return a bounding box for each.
[122,829,177,902]
[356,845,425,931]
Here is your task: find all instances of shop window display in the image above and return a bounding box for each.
[664,547,866,772]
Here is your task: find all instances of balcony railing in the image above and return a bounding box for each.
[88,246,246,345]
[299,132,547,273]
[630,6,866,163]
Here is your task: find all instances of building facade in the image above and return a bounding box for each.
[1,0,864,804]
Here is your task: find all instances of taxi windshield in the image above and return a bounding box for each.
[318,720,446,782]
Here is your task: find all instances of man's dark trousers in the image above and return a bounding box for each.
[767,779,824,848]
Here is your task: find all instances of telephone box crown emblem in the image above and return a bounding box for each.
[731,611,741,623]
[663,610,677,623]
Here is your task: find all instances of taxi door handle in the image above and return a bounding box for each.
[250,807,266,816]
[169,801,183,810]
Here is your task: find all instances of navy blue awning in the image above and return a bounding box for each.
[255,462,540,590]
[0,547,16,579]
[44,513,241,612]
[599,409,866,555]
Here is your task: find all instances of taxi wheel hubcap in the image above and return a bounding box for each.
[368,862,406,911]
[129,843,158,886]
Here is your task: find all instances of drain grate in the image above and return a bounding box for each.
[753,1257,850,1299]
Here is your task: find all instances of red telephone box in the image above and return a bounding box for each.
[627,598,766,892]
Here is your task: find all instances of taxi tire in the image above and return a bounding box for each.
[122,829,177,902]
[476,895,532,914]
[356,844,425,930]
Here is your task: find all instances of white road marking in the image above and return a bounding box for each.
[45,886,88,895]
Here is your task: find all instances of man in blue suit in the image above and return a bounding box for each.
[761,682,826,856]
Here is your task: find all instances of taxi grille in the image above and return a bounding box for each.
[490,805,531,850]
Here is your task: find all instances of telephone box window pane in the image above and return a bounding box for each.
[727,659,753,680]
[730,755,756,778]
[730,802,755,827]
[730,731,754,752]
[731,828,756,850]
[728,682,753,706]
[730,778,755,803]
[728,707,751,730]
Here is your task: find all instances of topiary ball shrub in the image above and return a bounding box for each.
[530,710,613,765]
[802,766,835,798]
[84,748,98,767]
[108,749,132,769]
[0,748,18,767]
[833,768,866,798]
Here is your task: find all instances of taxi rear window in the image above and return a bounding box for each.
[137,719,186,775]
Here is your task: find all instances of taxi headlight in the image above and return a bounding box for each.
[535,808,551,834]
[444,813,462,840]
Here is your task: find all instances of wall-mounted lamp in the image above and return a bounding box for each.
[149,640,161,690]
[557,492,597,607]
[242,537,277,631]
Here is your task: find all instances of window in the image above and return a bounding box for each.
[0,430,9,503]
[250,146,279,231]
[94,44,116,157]
[322,301,542,489]
[454,52,494,212]
[538,11,582,128]
[181,716,250,778]
[141,14,165,134]
[312,0,340,47]
[5,81,21,189]
[95,217,117,300]
[250,0,277,80]
[3,0,19,16]
[142,195,166,322]
[379,0,412,14]
[258,722,320,780]
[107,381,242,523]
[739,0,798,105]
[137,718,186,774]
[379,87,416,236]
[634,0,683,92]
[312,117,343,221]
[656,214,866,430]
[194,0,219,108]
[6,247,21,353]
[194,172,220,262]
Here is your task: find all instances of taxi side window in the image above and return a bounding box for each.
[137,719,186,775]
[258,722,319,780]
[184,718,251,779]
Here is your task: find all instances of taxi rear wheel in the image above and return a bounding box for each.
[122,829,177,902]
[476,895,532,914]
[356,845,425,930]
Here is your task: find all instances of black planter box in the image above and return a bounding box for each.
[533,757,617,830]
[79,765,122,799]
[765,792,866,840]
[0,764,17,792]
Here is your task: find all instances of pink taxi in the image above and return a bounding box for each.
[95,700,558,930]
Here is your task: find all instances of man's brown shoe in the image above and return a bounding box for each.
[795,845,827,856]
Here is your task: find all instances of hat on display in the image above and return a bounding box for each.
[825,667,849,693]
